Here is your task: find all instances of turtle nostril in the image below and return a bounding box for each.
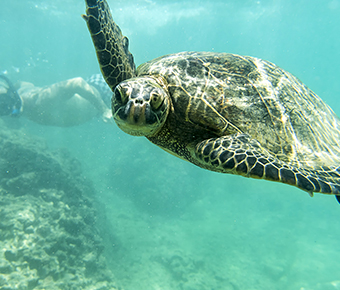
[134,98,144,105]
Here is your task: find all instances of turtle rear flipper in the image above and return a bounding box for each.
[195,134,340,196]
[83,0,136,90]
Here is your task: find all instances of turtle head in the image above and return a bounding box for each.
[112,76,170,137]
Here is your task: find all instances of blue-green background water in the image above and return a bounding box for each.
[1,0,340,289]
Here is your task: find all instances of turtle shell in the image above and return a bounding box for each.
[138,51,340,170]
[84,0,340,199]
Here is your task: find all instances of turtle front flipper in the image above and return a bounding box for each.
[83,0,136,90]
[195,134,340,197]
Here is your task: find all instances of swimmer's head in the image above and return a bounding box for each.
[0,75,22,117]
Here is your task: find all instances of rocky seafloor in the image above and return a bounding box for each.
[0,121,119,290]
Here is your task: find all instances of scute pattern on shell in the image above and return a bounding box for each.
[138,51,340,170]
[84,0,340,197]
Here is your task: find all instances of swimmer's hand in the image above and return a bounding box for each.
[102,108,113,123]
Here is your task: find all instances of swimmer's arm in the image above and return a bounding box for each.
[45,77,106,108]
[37,77,112,122]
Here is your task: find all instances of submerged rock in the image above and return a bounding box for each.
[0,122,119,289]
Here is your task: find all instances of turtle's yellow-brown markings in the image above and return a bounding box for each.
[84,0,340,203]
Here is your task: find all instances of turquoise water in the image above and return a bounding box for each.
[1,0,340,289]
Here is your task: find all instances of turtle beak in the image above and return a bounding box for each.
[111,77,169,137]
[123,98,156,126]
[113,92,158,136]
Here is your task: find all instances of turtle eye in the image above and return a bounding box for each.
[114,86,127,105]
[150,92,163,110]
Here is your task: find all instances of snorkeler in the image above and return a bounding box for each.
[0,75,22,117]
[0,74,112,127]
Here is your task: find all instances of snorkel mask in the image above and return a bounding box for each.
[0,75,22,117]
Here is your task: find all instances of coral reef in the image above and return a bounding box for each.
[0,122,119,289]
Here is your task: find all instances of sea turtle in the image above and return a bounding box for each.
[83,0,340,203]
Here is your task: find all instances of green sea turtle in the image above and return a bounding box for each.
[83,0,340,203]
